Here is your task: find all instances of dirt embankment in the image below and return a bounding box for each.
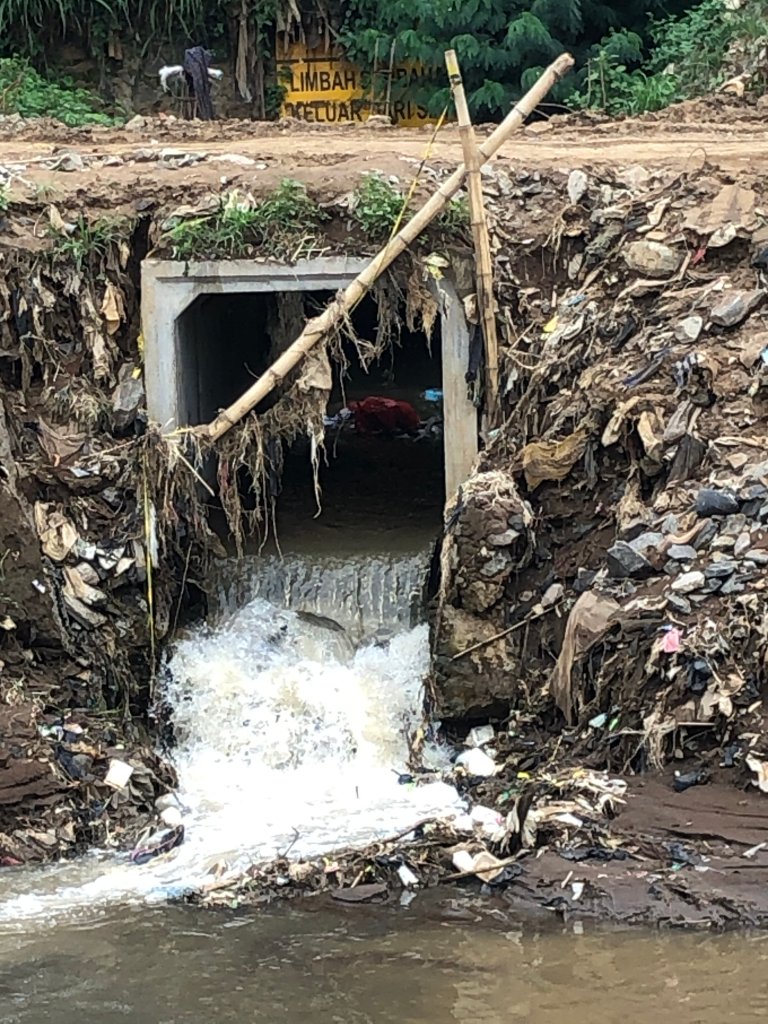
[0,104,767,926]
[1,95,768,228]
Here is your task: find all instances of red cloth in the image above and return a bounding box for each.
[348,397,421,435]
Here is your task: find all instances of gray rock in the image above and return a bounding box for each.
[734,533,752,558]
[711,535,736,550]
[693,520,719,549]
[124,114,147,131]
[723,514,748,537]
[668,544,698,562]
[661,514,680,535]
[671,570,706,593]
[695,488,739,517]
[675,315,703,342]
[720,577,746,595]
[710,289,764,328]
[479,551,511,577]
[487,528,519,546]
[742,499,766,518]
[745,549,768,565]
[573,568,596,593]
[62,592,107,628]
[704,561,737,579]
[667,594,692,615]
[629,531,664,554]
[607,541,655,579]
[51,152,85,172]
[112,377,145,431]
[160,148,206,166]
[741,484,768,502]
[567,169,589,204]
[624,240,682,278]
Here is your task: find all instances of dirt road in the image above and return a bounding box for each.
[1,98,767,214]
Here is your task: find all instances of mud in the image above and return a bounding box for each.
[510,779,768,929]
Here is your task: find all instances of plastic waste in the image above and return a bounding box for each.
[397,864,419,888]
[105,759,134,790]
[455,748,497,778]
[661,627,682,654]
[130,807,185,865]
[451,849,513,884]
[672,767,708,792]
[687,657,712,696]
[422,389,443,403]
[470,805,503,835]
[347,397,421,435]
[466,724,494,748]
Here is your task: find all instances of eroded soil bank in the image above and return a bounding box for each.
[0,107,766,927]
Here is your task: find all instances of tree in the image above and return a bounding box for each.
[339,0,699,119]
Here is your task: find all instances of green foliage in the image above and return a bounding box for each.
[570,33,679,115]
[0,57,116,125]
[350,174,404,241]
[570,0,768,116]
[50,215,125,271]
[437,196,470,234]
[0,0,219,59]
[165,180,326,261]
[340,0,698,120]
[0,185,8,214]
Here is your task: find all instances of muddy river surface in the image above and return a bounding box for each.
[3,896,767,1023]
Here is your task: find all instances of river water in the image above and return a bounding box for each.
[3,896,767,1023]
[3,527,766,1017]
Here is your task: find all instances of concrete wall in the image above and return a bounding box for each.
[141,257,478,497]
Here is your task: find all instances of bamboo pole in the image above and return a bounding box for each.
[205,53,574,441]
[444,48,499,424]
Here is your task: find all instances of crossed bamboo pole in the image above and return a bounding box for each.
[445,48,499,425]
[204,53,574,442]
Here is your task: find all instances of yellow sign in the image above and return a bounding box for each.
[277,43,436,128]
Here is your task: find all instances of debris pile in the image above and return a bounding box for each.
[434,161,768,795]
[0,701,175,863]
[0,250,211,861]
[195,755,629,909]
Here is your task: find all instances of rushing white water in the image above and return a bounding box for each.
[0,551,462,926]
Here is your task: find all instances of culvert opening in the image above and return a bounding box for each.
[275,291,446,547]
[175,292,279,426]
[146,258,477,547]
[171,285,447,546]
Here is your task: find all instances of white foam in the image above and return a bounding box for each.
[0,566,462,927]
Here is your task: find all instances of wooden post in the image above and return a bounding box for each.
[384,39,396,120]
[204,53,574,442]
[444,48,500,425]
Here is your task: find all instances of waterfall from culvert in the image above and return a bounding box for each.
[0,549,461,926]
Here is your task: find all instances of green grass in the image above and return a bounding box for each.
[350,173,404,241]
[165,180,327,261]
[50,215,126,271]
[0,56,118,126]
